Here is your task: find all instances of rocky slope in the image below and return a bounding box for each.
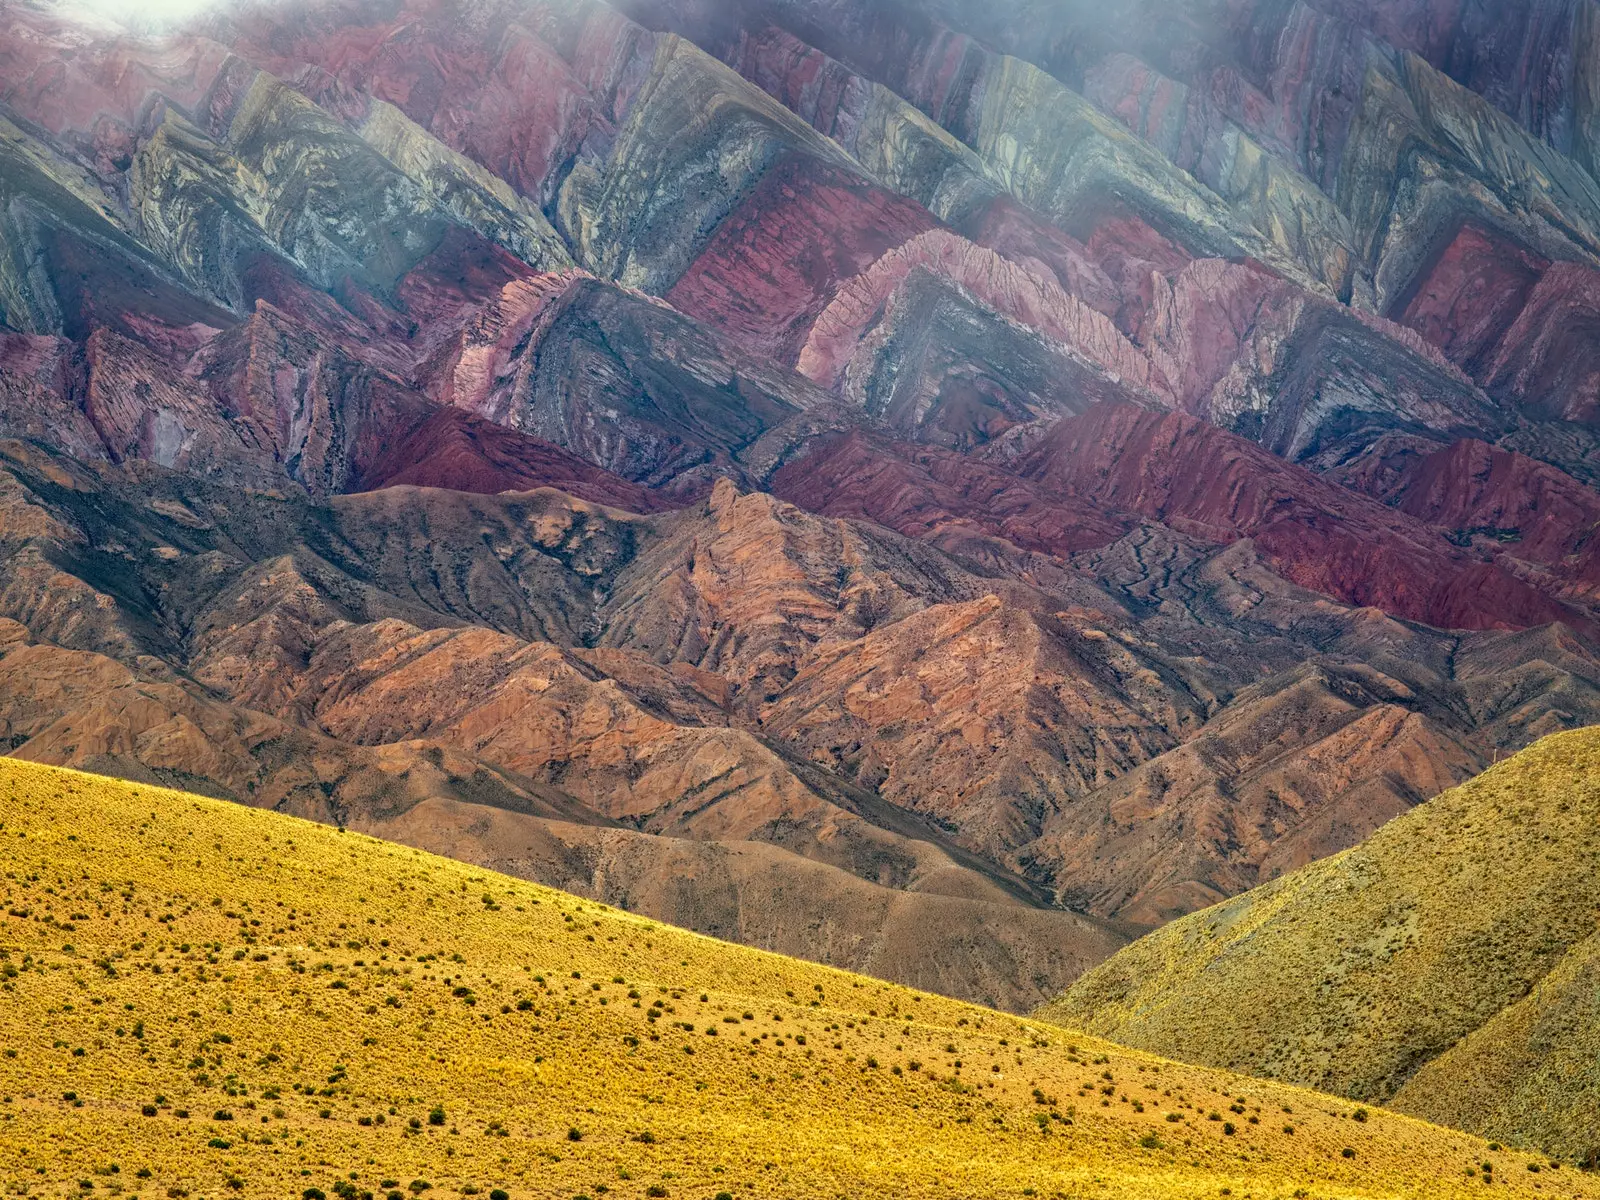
[1042,725,1600,1167]
[3,0,1600,1008]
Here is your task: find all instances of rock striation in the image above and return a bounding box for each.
[5,0,1600,1011]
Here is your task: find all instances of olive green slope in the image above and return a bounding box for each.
[1040,726,1600,1164]
[0,758,1574,1200]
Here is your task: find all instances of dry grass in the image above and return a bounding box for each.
[1041,726,1600,1164]
[0,757,1585,1200]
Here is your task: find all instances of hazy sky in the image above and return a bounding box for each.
[51,0,231,29]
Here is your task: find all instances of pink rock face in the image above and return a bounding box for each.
[0,8,229,139]
[82,326,275,483]
[0,333,104,461]
[1146,256,1474,423]
[0,333,79,398]
[795,229,1179,403]
[1083,51,1220,170]
[357,20,613,207]
[665,155,938,364]
[960,197,1122,320]
[1082,214,1197,334]
[1399,223,1600,426]
[724,23,875,143]
[1138,258,1287,412]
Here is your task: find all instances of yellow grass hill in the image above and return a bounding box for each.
[1042,725,1600,1169]
[0,762,1580,1198]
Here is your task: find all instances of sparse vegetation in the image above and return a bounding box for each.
[1042,727,1600,1165]
[0,758,1574,1199]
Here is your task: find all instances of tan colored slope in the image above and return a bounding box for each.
[594,479,1013,706]
[761,594,1200,857]
[0,758,1576,1200]
[0,620,1123,1012]
[1041,725,1600,1163]
[383,799,1125,1012]
[0,621,585,826]
[182,568,1093,923]
[9,444,1600,951]
[1020,663,1482,924]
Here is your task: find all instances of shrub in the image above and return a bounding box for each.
[1341,1148,1357,1159]
[303,1190,326,1200]
[428,1105,446,1126]
[489,1192,509,1200]
[566,1127,583,1142]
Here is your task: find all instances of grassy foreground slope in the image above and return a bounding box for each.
[1042,727,1600,1165]
[0,762,1575,1200]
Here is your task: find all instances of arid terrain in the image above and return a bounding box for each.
[0,755,1581,1199]
[1045,724,1600,1168]
[3,0,1600,1016]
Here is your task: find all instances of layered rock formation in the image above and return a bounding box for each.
[4,0,1600,1008]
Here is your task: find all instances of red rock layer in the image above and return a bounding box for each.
[664,154,938,364]
[769,429,1132,558]
[353,407,671,511]
[1015,404,1582,633]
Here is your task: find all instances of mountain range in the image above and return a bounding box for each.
[3,0,1600,1018]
